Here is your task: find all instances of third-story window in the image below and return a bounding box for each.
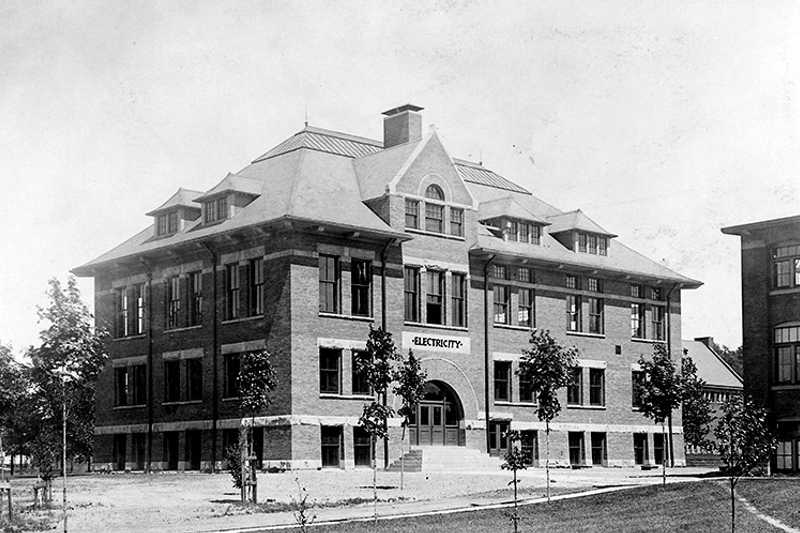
[518,288,533,328]
[319,348,341,394]
[186,358,203,401]
[249,258,264,316]
[588,297,603,334]
[224,353,240,397]
[426,271,444,324]
[451,273,466,327]
[494,361,511,402]
[631,303,645,338]
[589,369,605,406]
[134,284,145,335]
[319,255,339,314]
[651,306,665,340]
[115,288,129,337]
[351,259,371,317]
[450,207,464,237]
[566,294,581,332]
[225,264,240,320]
[632,370,645,408]
[405,198,419,229]
[404,267,420,322]
[188,271,202,326]
[164,360,181,403]
[167,276,181,329]
[773,245,800,288]
[567,368,583,405]
[493,285,509,324]
[425,203,444,233]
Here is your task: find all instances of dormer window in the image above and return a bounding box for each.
[505,220,541,245]
[204,197,228,224]
[156,211,179,236]
[575,232,608,256]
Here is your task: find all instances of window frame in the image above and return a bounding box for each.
[651,305,665,341]
[631,303,645,338]
[518,287,533,328]
[186,358,203,402]
[567,367,583,405]
[404,266,420,322]
[188,271,202,326]
[566,294,581,332]
[450,207,464,237]
[224,353,241,398]
[589,368,605,406]
[493,285,509,325]
[588,297,603,334]
[425,270,445,325]
[424,202,444,233]
[493,361,512,402]
[451,272,467,327]
[350,259,372,317]
[405,198,420,229]
[225,264,240,320]
[319,347,342,395]
[632,370,645,408]
[164,359,181,403]
[249,258,264,316]
[166,276,181,329]
[351,349,371,396]
[318,255,340,314]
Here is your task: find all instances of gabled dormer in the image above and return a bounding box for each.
[194,173,261,225]
[146,188,203,238]
[478,196,550,245]
[546,209,617,256]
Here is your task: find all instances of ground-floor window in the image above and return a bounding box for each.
[633,433,648,465]
[353,427,371,467]
[591,432,607,466]
[321,426,344,468]
[520,430,538,465]
[185,430,202,471]
[113,434,126,471]
[164,431,179,470]
[222,428,239,459]
[653,433,665,465]
[131,433,146,470]
[776,440,795,471]
[488,420,510,456]
[568,432,584,466]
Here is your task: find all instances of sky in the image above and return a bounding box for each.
[1,0,799,355]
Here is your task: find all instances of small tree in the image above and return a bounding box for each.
[638,344,683,486]
[353,326,401,523]
[714,394,775,533]
[392,349,427,490]
[517,329,579,502]
[681,355,713,452]
[236,350,277,504]
[501,430,528,533]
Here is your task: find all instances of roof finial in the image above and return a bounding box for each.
[479,149,483,167]
[304,104,309,128]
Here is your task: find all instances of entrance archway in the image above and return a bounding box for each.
[409,381,465,446]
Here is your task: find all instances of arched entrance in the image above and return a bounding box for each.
[409,381,465,446]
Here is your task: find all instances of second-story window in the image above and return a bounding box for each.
[631,303,645,338]
[589,369,605,406]
[651,306,665,340]
[224,353,240,398]
[164,360,181,402]
[775,326,800,384]
[249,258,264,316]
[225,264,240,320]
[450,207,464,237]
[351,259,371,317]
[451,273,466,327]
[404,267,420,322]
[166,276,180,329]
[518,288,533,328]
[351,349,371,395]
[319,347,341,394]
[319,255,339,314]
[405,198,419,229]
[186,358,203,401]
[566,294,581,332]
[188,271,202,326]
[493,285,509,325]
[426,270,444,324]
[632,370,645,408]
[494,361,511,401]
[567,368,583,405]
[115,288,129,338]
[588,297,603,334]
[134,284,145,335]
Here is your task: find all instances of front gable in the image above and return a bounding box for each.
[389,133,475,208]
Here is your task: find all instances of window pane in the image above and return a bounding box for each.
[319,348,341,394]
[404,267,420,322]
[450,208,464,237]
[426,271,444,324]
[493,285,508,324]
[319,255,338,313]
[405,199,419,228]
[425,185,444,201]
[494,361,510,401]
[425,203,444,233]
[351,260,371,317]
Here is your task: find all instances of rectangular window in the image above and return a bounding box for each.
[353,427,371,467]
[776,440,794,471]
[492,264,507,279]
[450,207,464,237]
[651,306,665,341]
[566,275,578,289]
[632,370,645,408]
[587,278,601,292]
[249,258,264,316]
[451,273,467,327]
[224,353,240,398]
[651,287,663,300]
[426,270,444,325]
[776,346,795,383]
[216,197,228,221]
[631,303,645,338]
[633,433,648,465]
[517,267,530,283]
[591,432,607,465]
[318,255,339,314]
[588,234,597,254]
[188,272,202,326]
[566,294,581,332]
[204,201,216,223]
[157,214,168,236]
[599,236,608,255]
[114,367,129,406]
[531,225,541,245]
[520,430,538,465]
[518,288,533,328]
[167,211,179,233]
[508,220,518,242]
[113,434,127,471]
[350,259,371,317]
[568,432,584,465]
[132,433,146,470]
[405,198,419,229]
[493,285,509,325]
[131,365,146,405]
[164,360,181,403]
[134,284,145,335]
[775,260,792,288]
[631,284,641,298]
[653,433,665,465]
[225,264,240,320]
[115,288,129,337]
[567,368,583,405]
[319,348,341,395]
[320,426,343,468]
[494,361,511,402]
[404,267,420,322]
[519,222,529,243]
[186,358,203,401]
[578,233,587,253]
[351,350,370,395]
[519,373,535,404]
[167,276,181,329]
[588,297,603,334]
[425,203,444,233]
[589,369,605,406]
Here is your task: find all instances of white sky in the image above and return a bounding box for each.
[2,1,799,355]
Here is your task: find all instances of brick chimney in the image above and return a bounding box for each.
[382,104,424,148]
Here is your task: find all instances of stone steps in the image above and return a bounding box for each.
[385,447,502,472]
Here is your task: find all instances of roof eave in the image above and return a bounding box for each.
[722,214,800,235]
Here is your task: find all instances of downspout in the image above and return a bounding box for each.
[143,265,154,473]
[483,255,496,454]
[665,282,680,467]
[380,239,393,469]
[203,242,220,472]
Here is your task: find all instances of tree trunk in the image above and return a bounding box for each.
[730,479,735,533]
[545,420,551,503]
[400,424,406,491]
[513,468,519,533]
[250,415,257,504]
[372,434,377,525]
[239,425,247,504]
[661,422,666,487]
[10,454,14,477]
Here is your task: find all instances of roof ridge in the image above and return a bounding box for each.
[303,125,383,147]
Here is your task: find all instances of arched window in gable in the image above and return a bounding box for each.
[425,184,445,202]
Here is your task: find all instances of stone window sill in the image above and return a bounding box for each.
[164,325,203,333]
[162,400,203,406]
[567,404,606,410]
[404,322,468,332]
[113,404,146,410]
[319,313,374,323]
[319,394,375,401]
[405,228,466,241]
[112,334,147,342]
[494,401,537,407]
[632,337,666,344]
[222,315,264,325]
[567,331,605,339]
[494,324,531,331]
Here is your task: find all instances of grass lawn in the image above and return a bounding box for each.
[309,481,791,532]
[735,478,800,528]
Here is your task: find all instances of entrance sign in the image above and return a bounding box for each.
[402,332,470,354]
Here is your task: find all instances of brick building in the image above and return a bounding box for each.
[681,337,743,466]
[722,215,800,473]
[73,104,701,472]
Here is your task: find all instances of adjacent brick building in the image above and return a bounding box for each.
[723,215,800,473]
[74,104,701,472]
